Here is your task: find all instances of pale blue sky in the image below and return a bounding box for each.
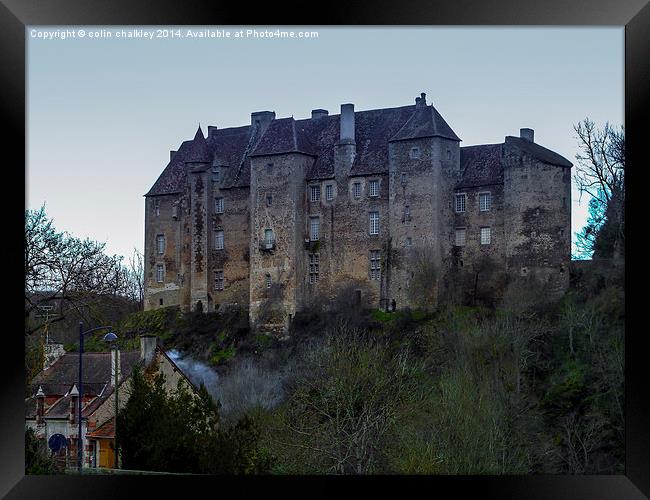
[27,27,623,259]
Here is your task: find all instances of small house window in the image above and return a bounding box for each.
[455,228,466,246]
[156,264,164,283]
[455,193,466,213]
[325,184,334,201]
[410,147,420,159]
[310,217,320,241]
[369,212,380,235]
[369,180,379,197]
[353,182,362,199]
[215,270,224,290]
[264,229,275,249]
[370,250,381,280]
[308,253,320,284]
[156,234,165,255]
[480,227,491,245]
[266,194,273,206]
[310,185,321,202]
[159,298,163,306]
[215,230,224,250]
[265,274,272,289]
[215,197,224,214]
[479,192,491,212]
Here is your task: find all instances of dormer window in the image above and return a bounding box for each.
[410,147,420,159]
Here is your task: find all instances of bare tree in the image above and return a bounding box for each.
[573,119,625,259]
[405,244,439,310]
[25,205,137,335]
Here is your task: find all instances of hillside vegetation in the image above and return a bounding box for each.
[120,262,623,475]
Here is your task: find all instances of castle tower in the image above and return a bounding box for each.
[248,117,316,332]
[387,93,461,310]
[502,128,572,296]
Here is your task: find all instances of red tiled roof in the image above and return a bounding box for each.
[87,417,115,439]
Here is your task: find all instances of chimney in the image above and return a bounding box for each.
[170,150,177,161]
[415,92,427,108]
[339,103,355,145]
[311,109,329,120]
[520,128,534,142]
[140,334,157,366]
[111,349,122,385]
[207,125,218,138]
[251,111,275,135]
[36,386,45,424]
[69,384,79,424]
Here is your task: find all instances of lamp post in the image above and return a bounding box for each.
[77,321,115,473]
[103,331,119,469]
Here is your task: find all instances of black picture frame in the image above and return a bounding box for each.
[4,1,647,497]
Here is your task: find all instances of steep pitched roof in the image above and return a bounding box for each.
[390,105,461,143]
[185,126,211,163]
[457,144,504,189]
[505,136,573,168]
[249,118,316,157]
[30,351,141,398]
[145,140,193,196]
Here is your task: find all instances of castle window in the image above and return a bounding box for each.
[159,298,163,306]
[353,182,362,199]
[264,229,275,249]
[406,237,412,246]
[156,235,165,255]
[480,227,491,245]
[212,167,220,183]
[410,147,420,159]
[370,250,381,280]
[455,193,466,213]
[447,149,452,160]
[325,184,334,201]
[265,274,272,288]
[154,199,160,217]
[266,194,273,206]
[401,173,407,186]
[266,163,273,174]
[369,180,379,197]
[310,185,321,202]
[310,217,320,241]
[308,253,320,284]
[369,212,380,235]
[215,270,224,290]
[215,197,224,214]
[172,204,179,219]
[455,228,466,246]
[215,230,224,250]
[156,264,164,283]
[479,192,491,212]
[404,205,411,221]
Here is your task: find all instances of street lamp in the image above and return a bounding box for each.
[102,331,119,470]
[77,321,115,473]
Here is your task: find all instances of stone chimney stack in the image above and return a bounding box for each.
[139,334,157,366]
[36,386,45,425]
[170,150,177,161]
[207,125,218,138]
[339,103,355,145]
[415,92,427,108]
[111,349,122,385]
[69,384,79,424]
[520,128,534,142]
[251,111,276,136]
[311,109,329,120]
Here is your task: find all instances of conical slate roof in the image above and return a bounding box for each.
[185,126,211,163]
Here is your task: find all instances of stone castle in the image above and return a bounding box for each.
[144,93,572,331]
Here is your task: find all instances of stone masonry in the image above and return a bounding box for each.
[144,93,572,331]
